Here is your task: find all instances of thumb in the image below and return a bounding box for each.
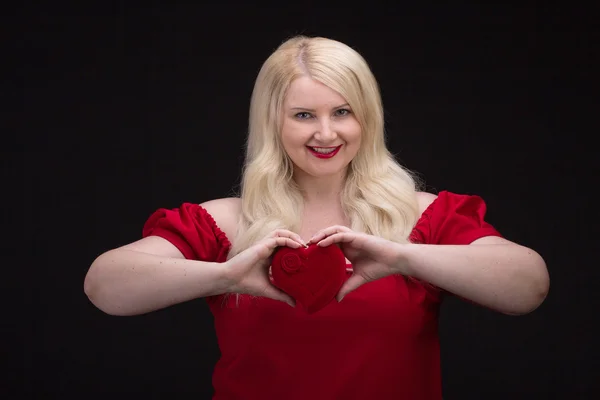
[261,284,296,308]
[336,274,367,302]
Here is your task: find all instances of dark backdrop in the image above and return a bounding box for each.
[9,3,598,399]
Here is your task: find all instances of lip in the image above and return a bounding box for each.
[306,145,342,159]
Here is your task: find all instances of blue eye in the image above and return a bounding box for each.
[295,112,312,119]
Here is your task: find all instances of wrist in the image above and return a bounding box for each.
[392,242,416,277]
[195,260,238,297]
[220,260,241,293]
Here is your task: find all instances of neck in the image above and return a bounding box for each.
[294,169,346,206]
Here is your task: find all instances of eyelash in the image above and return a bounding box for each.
[295,109,351,119]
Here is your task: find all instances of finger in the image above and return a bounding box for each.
[284,231,308,248]
[336,274,367,302]
[309,225,352,244]
[246,237,302,265]
[271,229,307,247]
[317,232,357,247]
[276,236,303,248]
[259,238,302,262]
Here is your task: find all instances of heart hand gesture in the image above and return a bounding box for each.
[308,226,404,301]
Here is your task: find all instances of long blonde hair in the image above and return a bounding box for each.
[229,36,421,258]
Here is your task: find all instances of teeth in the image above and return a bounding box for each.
[310,147,336,154]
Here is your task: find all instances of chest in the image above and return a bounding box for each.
[298,207,349,243]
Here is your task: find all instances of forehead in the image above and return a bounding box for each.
[284,76,347,107]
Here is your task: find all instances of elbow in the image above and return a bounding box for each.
[83,255,127,317]
[83,265,98,300]
[84,283,129,317]
[83,267,113,315]
[524,251,550,313]
[504,251,550,316]
[83,259,101,304]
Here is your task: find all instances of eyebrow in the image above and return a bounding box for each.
[289,103,350,112]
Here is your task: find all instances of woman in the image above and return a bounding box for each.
[84,36,549,399]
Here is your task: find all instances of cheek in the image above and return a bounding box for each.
[345,121,362,145]
[281,122,310,149]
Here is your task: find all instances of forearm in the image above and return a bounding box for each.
[398,242,549,315]
[84,249,231,316]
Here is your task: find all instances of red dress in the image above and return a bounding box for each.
[142,191,502,399]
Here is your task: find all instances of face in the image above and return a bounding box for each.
[280,76,362,179]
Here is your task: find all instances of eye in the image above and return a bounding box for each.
[294,112,312,119]
[335,108,351,117]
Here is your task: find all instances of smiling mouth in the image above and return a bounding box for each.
[306,145,342,158]
[308,146,338,154]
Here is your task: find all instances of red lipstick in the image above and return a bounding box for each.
[306,145,342,159]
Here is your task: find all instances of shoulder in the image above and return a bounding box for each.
[200,197,241,242]
[415,191,438,216]
[412,190,502,245]
[415,190,491,218]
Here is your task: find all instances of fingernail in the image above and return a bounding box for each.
[338,295,344,302]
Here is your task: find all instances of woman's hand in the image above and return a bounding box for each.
[308,226,403,301]
[224,229,306,307]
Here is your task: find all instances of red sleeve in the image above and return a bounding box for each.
[418,191,502,245]
[141,203,231,262]
[408,191,503,300]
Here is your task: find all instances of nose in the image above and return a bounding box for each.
[315,119,337,142]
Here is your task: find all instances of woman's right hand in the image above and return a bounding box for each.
[223,229,306,307]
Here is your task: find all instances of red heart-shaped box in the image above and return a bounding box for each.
[271,243,347,314]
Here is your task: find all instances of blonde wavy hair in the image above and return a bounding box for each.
[228,35,421,259]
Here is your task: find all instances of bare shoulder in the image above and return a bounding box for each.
[115,197,240,257]
[416,191,438,215]
[200,197,241,241]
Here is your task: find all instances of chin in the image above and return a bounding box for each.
[307,163,349,178]
[290,150,354,178]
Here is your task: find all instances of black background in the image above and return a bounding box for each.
[8,2,598,399]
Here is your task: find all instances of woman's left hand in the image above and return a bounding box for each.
[308,226,405,301]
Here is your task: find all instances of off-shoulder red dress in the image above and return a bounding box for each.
[142,191,502,399]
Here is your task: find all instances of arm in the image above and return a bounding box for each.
[401,191,549,315]
[84,236,232,316]
[399,236,550,315]
[84,198,242,316]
